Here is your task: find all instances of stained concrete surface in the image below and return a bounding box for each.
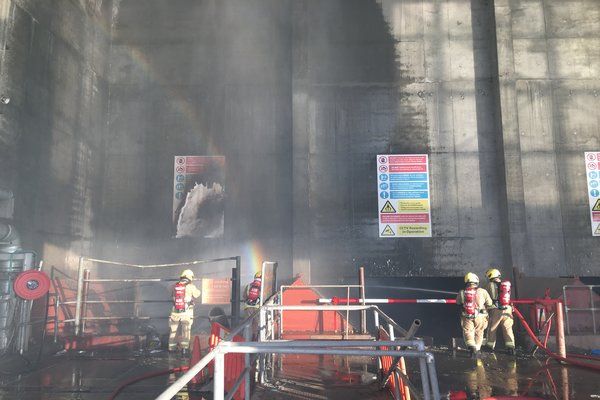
[0,0,597,289]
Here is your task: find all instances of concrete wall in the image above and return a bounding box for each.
[102,0,293,280]
[1,0,597,281]
[293,0,511,282]
[0,0,111,270]
[495,0,600,276]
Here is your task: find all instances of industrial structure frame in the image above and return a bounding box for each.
[156,301,440,400]
[67,256,242,336]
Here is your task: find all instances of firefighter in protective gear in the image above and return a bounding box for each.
[456,273,493,358]
[243,272,262,316]
[483,268,515,354]
[168,269,201,353]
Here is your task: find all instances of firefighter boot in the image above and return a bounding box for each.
[468,346,477,359]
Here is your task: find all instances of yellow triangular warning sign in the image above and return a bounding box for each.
[380,201,396,214]
[595,225,600,235]
[593,199,600,212]
[381,225,395,236]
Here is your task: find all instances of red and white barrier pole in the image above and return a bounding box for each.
[320,297,457,305]
[319,297,563,305]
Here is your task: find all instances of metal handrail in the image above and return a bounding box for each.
[278,284,365,337]
[74,256,241,335]
[156,303,440,400]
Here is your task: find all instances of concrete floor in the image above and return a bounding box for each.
[0,348,598,399]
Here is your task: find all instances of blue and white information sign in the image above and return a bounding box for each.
[377,154,432,238]
[585,152,600,236]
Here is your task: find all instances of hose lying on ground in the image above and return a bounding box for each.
[108,365,189,400]
[512,306,600,372]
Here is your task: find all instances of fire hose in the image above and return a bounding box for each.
[511,306,600,372]
[325,297,600,371]
[108,365,189,400]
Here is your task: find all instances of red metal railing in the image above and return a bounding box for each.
[379,326,410,400]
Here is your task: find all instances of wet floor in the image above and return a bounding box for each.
[0,348,598,399]
[418,347,600,399]
[0,350,190,399]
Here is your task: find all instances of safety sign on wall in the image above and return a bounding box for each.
[377,154,431,238]
[585,152,600,236]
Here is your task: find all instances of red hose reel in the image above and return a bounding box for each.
[13,270,50,300]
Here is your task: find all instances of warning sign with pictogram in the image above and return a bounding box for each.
[380,201,396,213]
[381,225,395,236]
[377,154,431,238]
[585,152,600,236]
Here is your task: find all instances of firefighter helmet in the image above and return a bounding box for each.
[254,271,262,279]
[486,268,501,280]
[464,272,479,285]
[180,269,194,280]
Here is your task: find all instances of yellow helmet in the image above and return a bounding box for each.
[180,269,194,280]
[486,268,501,280]
[464,272,479,285]
[254,271,262,279]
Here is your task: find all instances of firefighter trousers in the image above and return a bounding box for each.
[461,314,488,351]
[168,311,193,350]
[485,308,514,349]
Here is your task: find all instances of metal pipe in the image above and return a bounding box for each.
[264,305,373,311]
[84,278,179,282]
[81,269,90,334]
[555,301,567,359]
[244,325,251,400]
[404,319,421,339]
[345,286,350,339]
[427,354,441,400]
[232,260,241,327]
[224,340,424,349]
[259,307,266,342]
[212,351,225,400]
[53,294,59,343]
[359,266,366,334]
[419,356,431,400]
[74,258,84,336]
[81,316,153,320]
[562,286,570,335]
[374,309,380,329]
[281,284,362,289]
[590,286,597,335]
[80,256,237,268]
[218,345,435,359]
[72,300,170,304]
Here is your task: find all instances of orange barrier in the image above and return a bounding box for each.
[209,322,246,400]
[378,326,410,400]
[282,278,351,338]
[189,336,208,386]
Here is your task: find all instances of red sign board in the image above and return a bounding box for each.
[390,164,427,173]
[388,155,427,164]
